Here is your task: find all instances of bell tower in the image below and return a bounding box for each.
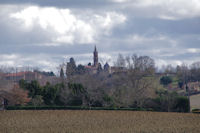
[93,45,98,67]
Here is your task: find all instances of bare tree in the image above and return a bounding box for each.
[114,54,126,68]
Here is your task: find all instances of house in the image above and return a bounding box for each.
[3,71,42,82]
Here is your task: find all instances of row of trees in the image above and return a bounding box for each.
[161,62,200,84]
[0,53,191,112]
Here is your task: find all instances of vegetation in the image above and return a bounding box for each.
[160,76,173,86]
[1,53,200,112]
[0,110,200,133]
[0,87,30,106]
[192,108,200,113]
[5,106,152,111]
[19,80,64,106]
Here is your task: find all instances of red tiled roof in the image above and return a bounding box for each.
[4,71,34,77]
[85,65,93,69]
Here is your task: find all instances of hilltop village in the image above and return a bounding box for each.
[63,46,125,78]
[1,46,124,83]
[0,46,200,113]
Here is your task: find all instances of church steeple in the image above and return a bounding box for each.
[94,45,97,52]
[93,45,98,67]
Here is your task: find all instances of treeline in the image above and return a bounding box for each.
[1,53,192,112]
[161,62,200,85]
[12,79,188,112]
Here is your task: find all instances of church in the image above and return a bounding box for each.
[84,46,111,74]
[65,45,124,76]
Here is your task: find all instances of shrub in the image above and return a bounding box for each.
[173,96,189,112]
[160,76,172,86]
[141,95,190,112]
[192,108,200,113]
[67,96,83,106]
[5,106,152,111]
[91,100,103,107]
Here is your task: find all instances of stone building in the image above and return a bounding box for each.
[3,71,43,82]
[66,45,126,75]
[85,46,127,74]
[85,46,109,74]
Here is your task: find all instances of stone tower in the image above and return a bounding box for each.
[93,45,98,67]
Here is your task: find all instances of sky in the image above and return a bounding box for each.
[0,0,200,72]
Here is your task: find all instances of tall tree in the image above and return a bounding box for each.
[97,63,103,73]
[76,64,86,74]
[190,61,200,81]
[66,57,76,79]
[60,68,64,79]
[115,54,125,67]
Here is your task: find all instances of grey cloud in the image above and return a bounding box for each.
[0,14,56,46]
[0,0,113,8]
[0,1,200,71]
[111,16,200,38]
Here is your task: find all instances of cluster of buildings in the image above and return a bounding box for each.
[1,70,57,86]
[83,46,111,74]
[3,71,42,82]
[66,46,125,75]
[2,46,124,83]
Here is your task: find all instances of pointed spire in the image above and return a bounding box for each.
[94,45,97,52]
[93,45,98,67]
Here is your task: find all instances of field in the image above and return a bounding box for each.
[191,94,200,109]
[0,110,200,133]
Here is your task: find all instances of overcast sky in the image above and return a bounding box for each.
[0,0,200,72]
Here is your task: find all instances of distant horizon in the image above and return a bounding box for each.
[0,49,197,75]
